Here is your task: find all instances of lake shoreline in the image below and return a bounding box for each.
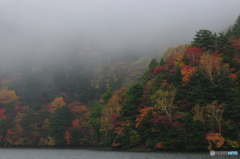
[1,145,239,152]
[0,148,220,159]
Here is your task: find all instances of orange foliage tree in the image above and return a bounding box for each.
[50,97,66,112]
[181,65,196,84]
[206,131,225,150]
[135,107,154,128]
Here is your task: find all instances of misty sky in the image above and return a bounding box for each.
[1,0,240,63]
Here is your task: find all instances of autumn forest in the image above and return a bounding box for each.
[0,15,240,151]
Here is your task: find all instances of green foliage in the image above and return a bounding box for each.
[172,64,182,88]
[50,106,73,145]
[100,89,113,104]
[141,58,159,81]
[137,113,159,148]
[184,68,212,106]
[192,29,216,51]
[145,139,155,148]
[70,127,83,145]
[0,118,7,140]
[114,126,140,149]
[2,14,240,150]
[216,33,235,56]
[182,53,189,65]
[121,83,143,121]
[183,113,206,150]
[88,103,102,143]
[225,88,240,137]
[102,129,115,147]
[159,57,166,66]
[222,55,237,68]
[148,58,159,72]
[150,74,163,94]
[231,14,240,38]
[21,109,35,136]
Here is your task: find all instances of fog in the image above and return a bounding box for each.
[1,0,240,66]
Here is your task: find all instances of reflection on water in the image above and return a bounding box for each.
[0,148,238,159]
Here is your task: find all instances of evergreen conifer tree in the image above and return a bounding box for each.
[231,14,240,39]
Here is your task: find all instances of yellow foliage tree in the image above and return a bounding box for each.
[100,87,127,130]
[163,44,190,59]
[48,136,56,145]
[151,89,176,123]
[12,112,25,145]
[174,53,184,67]
[205,101,225,134]
[192,101,225,134]
[227,140,239,148]
[192,104,206,132]
[0,87,19,105]
[200,52,222,85]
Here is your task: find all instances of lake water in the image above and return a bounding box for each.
[0,148,238,159]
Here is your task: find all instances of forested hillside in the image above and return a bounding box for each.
[0,15,240,150]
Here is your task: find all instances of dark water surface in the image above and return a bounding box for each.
[0,148,238,159]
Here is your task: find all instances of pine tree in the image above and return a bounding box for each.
[192,29,215,51]
[231,14,240,39]
[50,106,72,145]
[182,53,189,65]
[172,65,182,88]
[159,57,166,66]
[217,33,235,56]
[121,83,142,121]
[141,58,159,81]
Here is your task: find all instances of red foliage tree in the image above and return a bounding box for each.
[71,119,80,127]
[230,38,240,53]
[64,127,72,145]
[153,65,166,74]
[185,47,202,66]
[41,103,52,112]
[0,108,6,117]
[5,129,15,144]
[156,142,164,149]
[140,84,151,107]
[150,115,171,125]
[110,113,121,130]
[165,55,176,68]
